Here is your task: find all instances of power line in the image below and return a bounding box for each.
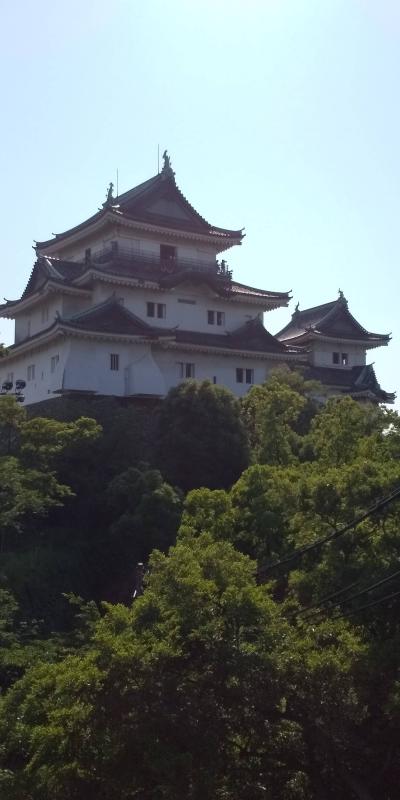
[256,485,400,580]
[293,580,360,619]
[295,567,400,621]
[332,588,400,621]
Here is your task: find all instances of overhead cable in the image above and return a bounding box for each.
[295,567,400,621]
[256,485,400,580]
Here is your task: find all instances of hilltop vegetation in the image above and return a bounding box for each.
[1,370,400,799]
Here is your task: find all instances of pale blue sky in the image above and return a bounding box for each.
[0,0,399,404]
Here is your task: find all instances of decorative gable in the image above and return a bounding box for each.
[118,175,214,234]
[145,197,193,221]
[230,318,288,354]
[277,294,390,348]
[317,304,369,339]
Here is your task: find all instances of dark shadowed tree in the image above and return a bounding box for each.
[154,380,249,491]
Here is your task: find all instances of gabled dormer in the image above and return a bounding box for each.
[276,291,390,370]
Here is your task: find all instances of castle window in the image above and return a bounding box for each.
[50,355,59,373]
[160,244,176,261]
[341,352,348,366]
[110,354,119,371]
[147,302,166,319]
[85,247,91,263]
[27,364,35,381]
[236,368,254,385]
[246,368,254,384]
[332,352,340,364]
[208,310,225,326]
[41,306,49,323]
[177,362,195,379]
[157,303,166,319]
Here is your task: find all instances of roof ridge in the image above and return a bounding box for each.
[296,299,337,318]
[232,280,290,297]
[61,294,157,333]
[116,173,161,204]
[62,294,124,322]
[229,316,287,351]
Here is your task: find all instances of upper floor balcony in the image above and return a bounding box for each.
[83,243,232,280]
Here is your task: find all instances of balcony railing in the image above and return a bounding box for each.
[84,244,232,280]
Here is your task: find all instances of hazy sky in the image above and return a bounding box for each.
[0,0,399,404]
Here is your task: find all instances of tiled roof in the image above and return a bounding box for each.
[35,168,243,249]
[305,364,395,403]
[277,295,390,345]
[1,254,289,310]
[277,300,337,339]
[230,281,290,302]
[62,301,291,354]
[60,297,165,337]
[175,318,294,355]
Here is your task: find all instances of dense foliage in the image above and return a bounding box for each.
[154,378,250,490]
[1,374,400,799]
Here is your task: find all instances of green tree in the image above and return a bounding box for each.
[104,465,183,600]
[242,374,308,465]
[0,398,101,553]
[308,396,384,466]
[0,535,366,800]
[155,380,249,491]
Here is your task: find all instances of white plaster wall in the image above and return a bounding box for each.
[92,283,262,335]
[152,346,278,397]
[310,342,366,368]
[61,294,92,318]
[62,338,137,395]
[14,296,63,343]
[62,339,272,399]
[47,223,120,262]
[0,338,68,404]
[124,350,167,396]
[1,335,286,404]
[13,295,93,344]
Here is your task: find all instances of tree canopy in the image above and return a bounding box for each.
[154,379,250,490]
[0,376,400,799]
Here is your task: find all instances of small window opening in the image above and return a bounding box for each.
[110,354,120,371]
[177,362,195,379]
[236,367,254,385]
[51,355,59,373]
[160,244,176,261]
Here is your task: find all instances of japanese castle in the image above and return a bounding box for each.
[0,153,394,406]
